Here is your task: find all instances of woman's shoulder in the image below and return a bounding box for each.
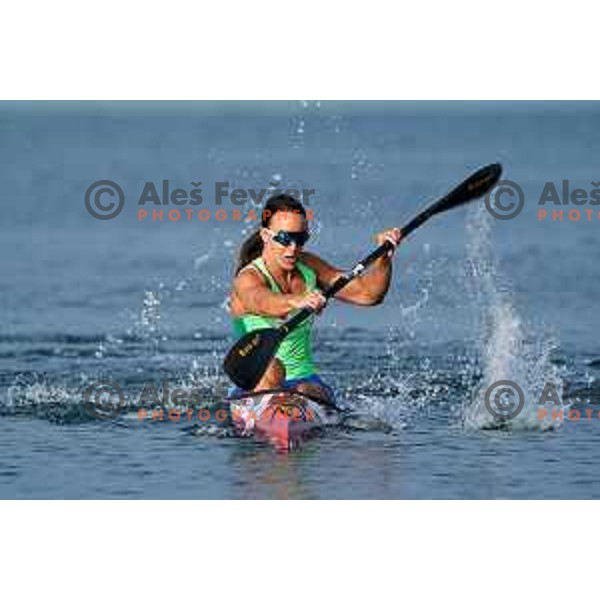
[234,262,266,286]
[230,262,269,316]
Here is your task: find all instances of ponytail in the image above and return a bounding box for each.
[235,230,263,274]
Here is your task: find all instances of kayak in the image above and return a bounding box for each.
[228,389,338,451]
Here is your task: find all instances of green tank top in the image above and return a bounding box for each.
[232,257,317,380]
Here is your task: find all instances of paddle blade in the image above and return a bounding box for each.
[223,328,284,390]
[435,162,502,214]
[401,163,502,238]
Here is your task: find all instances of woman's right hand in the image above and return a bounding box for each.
[289,291,327,313]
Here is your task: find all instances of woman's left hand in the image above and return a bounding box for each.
[374,228,402,256]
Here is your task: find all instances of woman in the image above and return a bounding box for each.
[229,194,402,403]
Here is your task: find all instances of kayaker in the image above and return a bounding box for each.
[229,194,402,402]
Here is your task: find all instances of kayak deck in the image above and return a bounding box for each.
[229,389,337,451]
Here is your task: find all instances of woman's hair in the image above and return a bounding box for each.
[235,194,306,274]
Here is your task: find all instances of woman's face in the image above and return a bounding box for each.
[261,210,308,271]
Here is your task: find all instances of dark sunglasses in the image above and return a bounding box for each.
[269,229,310,247]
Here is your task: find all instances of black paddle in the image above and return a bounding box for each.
[224,163,502,390]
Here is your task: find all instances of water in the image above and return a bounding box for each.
[1,100,600,499]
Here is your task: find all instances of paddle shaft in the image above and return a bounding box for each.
[280,219,421,335]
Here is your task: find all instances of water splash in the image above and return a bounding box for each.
[1,365,231,425]
[462,204,566,432]
[338,246,439,431]
[139,290,162,354]
[2,372,95,423]
[289,101,321,149]
[336,204,567,435]
[351,148,374,181]
[289,114,306,149]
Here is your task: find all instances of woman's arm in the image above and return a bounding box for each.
[231,269,326,318]
[301,228,402,306]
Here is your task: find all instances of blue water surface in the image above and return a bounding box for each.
[1,100,599,499]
